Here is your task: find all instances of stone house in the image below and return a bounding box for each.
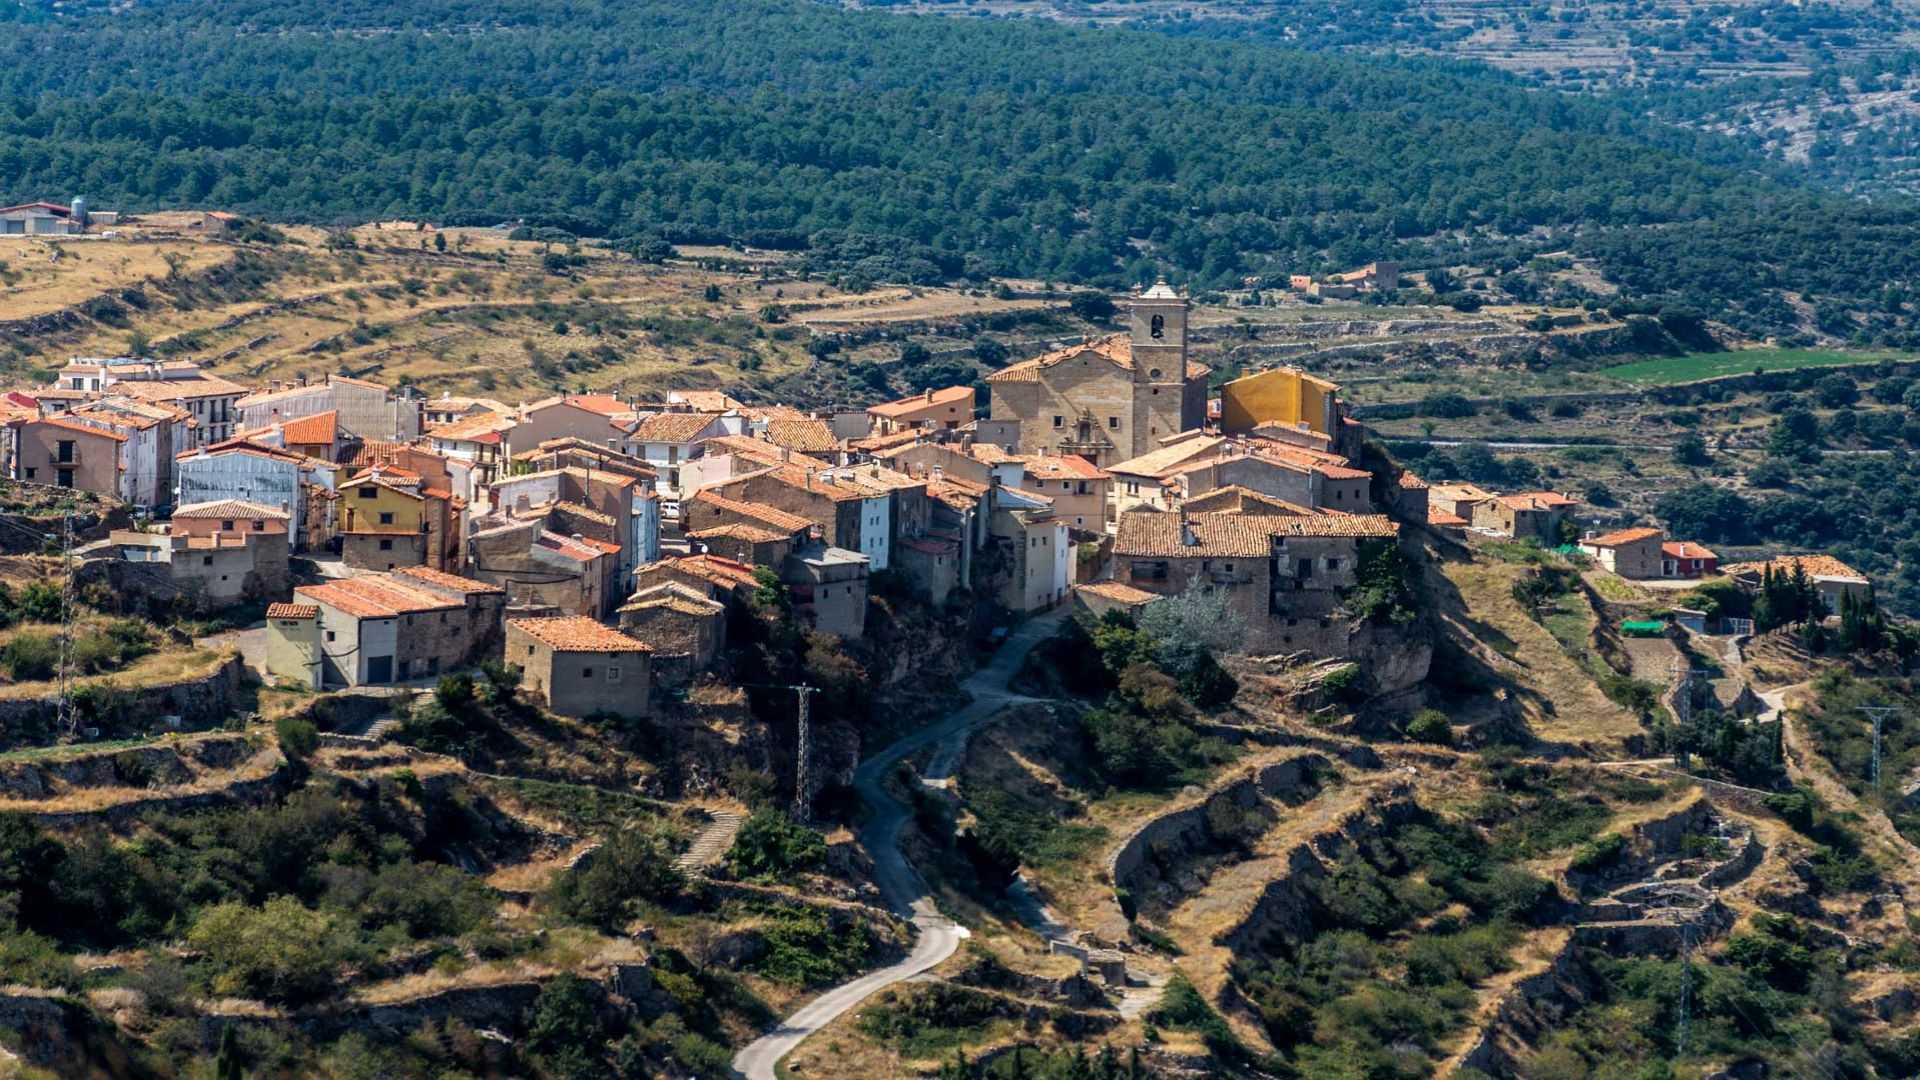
[1661,541,1719,579]
[988,489,1073,613]
[236,374,423,441]
[618,581,727,684]
[464,513,623,618]
[1723,554,1871,614]
[278,567,506,687]
[867,386,975,435]
[110,501,292,607]
[175,440,341,551]
[68,398,193,507]
[489,464,657,588]
[709,462,908,571]
[631,553,761,607]
[262,602,324,689]
[1580,527,1666,579]
[1473,492,1578,543]
[6,415,132,500]
[426,411,516,505]
[1111,510,1401,654]
[783,543,871,639]
[687,523,798,567]
[505,616,652,720]
[1017,452,1110,533]
[338,464,458,571]
[615,410,735,511]
[986,282,1208,469]
[1428,483,1497,522]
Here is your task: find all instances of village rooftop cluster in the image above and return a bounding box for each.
[0,282,1867,716]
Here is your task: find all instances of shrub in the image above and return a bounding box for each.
[1568,833,1626,873]
[1405,709,1453,745]
[275,716,318,762]
[725,811,828,880]
[0,632,58,682]
[547,825,684,930]
[188,896,359,1002]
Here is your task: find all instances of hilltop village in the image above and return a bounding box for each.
[0,262,1910,1079]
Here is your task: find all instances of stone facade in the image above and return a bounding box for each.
[782,544,869,639]
[618,582,726,684]
[986,284,1207,469]
[506,617,653,719]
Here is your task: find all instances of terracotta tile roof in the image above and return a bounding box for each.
[1108,437,1226,478]
[1115,510,1398,558]
[1427,511,1469,527]
[392,565,506,595]
[848,428,928,453]
[265,603,318,619]
[171,499,289,520]
[508,615,649,653]
[535,531,616,562]
[688,490,814,533]
[430,411,518,440]
[563,394,630,417]
[1020,453,1107,481]
[867,385,974,418]
[549,499,614,526]
[296,576,462,619]
[1395,472,1430,490]
[235,382,329,409]
[1662,541,1718,560]
[927,476,989,511]
[967,443,1023,465]
[281,410,338,445]
[341,440,410,468]
[648,553,759,590]
[1115,512,1275,559]
[1430,483,1496,504]
[108,374,249,402]
[763,418,839,454]
[1722,554,1867,582]
[689,523,790,544]
[70,403,164,431]
[985,335,1210,384]
[628,411,722,444]
[1076,581,1162,606]
[176,438,312,464]
[726,462,916,503]
[747,404,812,422]
[30,414,129,442]
[665,390,747,413]
[330,374,395,393]
[620,581,727,617]
[1496,491,1577,510]
[1584,526,1664,548]
[1180,485,1320,517]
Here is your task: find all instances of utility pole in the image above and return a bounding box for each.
[1860,706,1899,794]
[791,683,818,824]
[1672,659,1695,772]
[56,510,76,741]
[1677,919,1693,1058]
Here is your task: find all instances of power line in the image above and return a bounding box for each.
[56,510,76,741]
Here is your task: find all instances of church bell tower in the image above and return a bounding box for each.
[1128,278,1188,386]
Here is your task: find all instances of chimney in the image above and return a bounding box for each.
[514,493,530,514]
[1180,509,1199,548]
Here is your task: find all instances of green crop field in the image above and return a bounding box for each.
[1598,348,1901,386]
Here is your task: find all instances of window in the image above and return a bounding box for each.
[378,512,395,525]
[23,468,33,480]
[1326,557,1342,572]
[252,520,264,531]
[55,440,74,463]
[1052,415,1064,428]
[1108,416,1119,429]
[359,486,377,499]
[582,667,595,679]
[326,630,336,642]
[379,539,394,551]
[607,666,622,682]
[527,645,535,656]
[1150,314,1165,339]
[202,555,213,566]
[221,520,235,531]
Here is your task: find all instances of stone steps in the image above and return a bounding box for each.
[673,810,747,873]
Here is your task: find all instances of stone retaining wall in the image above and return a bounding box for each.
[0,653,244,752]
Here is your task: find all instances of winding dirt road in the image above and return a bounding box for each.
[730,610,1065,1080]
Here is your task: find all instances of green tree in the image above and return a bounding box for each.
[188,896,357,1002]
[725,811,829,879]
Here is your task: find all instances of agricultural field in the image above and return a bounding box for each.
[1597,347,1903,386]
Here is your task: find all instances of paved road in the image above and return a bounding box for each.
[730,610,1065,1080]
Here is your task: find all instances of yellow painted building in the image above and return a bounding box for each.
[1218,367,1340,437]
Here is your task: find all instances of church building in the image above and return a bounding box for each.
[985,281,1209,468]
